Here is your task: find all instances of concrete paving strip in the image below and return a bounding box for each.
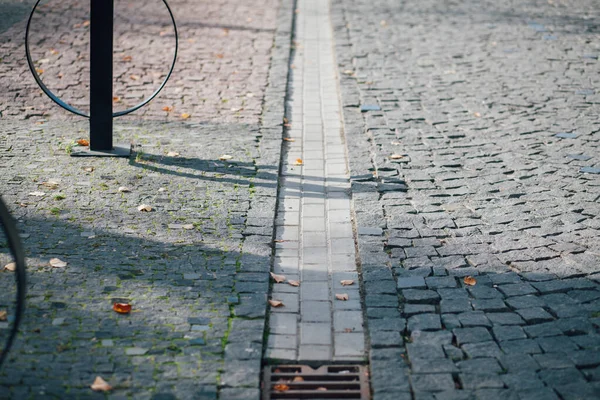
[266,0,366,363]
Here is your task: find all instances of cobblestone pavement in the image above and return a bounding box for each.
[332,0,600,399]
[0,0,292,398]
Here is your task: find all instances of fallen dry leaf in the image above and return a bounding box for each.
[182,224,194,230]
[167,151,180,157]
[215,53,224,59]
[130,74,140,80]
[90,376,112,392]
[293,376,304,382]
[219,154,233,161]
[390,154,404,160]
[344,328,353,333]
[36,68,44,75]
[268,300,284,307]
[270,272,286,283]
[122,55,132,62]
[82,20,90,27]
[49,258,67,268]
[463,276,477,286]
[41,180,59,189]
[180,113,191,119]
[118,186,131,193]
[340,280,354,286]
[0,310,7,321]
[283,137,295,142]
[50,49,59,55]
[83,166,94,173]
[29,191,46,197]
[474,112,481,118]
[288,280,300,287]
[137,204,152,212]
[335,293,349,301]
[113,303,132,314]
[158,187,167,192]
[294,158,303,166]
[112,96,120,102]
[273,384,289,392]
[77,139,89,146]
[162,106,174,112]
[3,262,16,272]
[283,117,289,124]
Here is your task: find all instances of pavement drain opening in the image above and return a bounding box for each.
[262,365,370,399]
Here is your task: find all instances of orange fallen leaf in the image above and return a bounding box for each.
[112,96,120,102]
[77,139,89,146]
[36,68,44,75]
[269,300,284,307]
[82,20,90,27]
[273,384,289,392]
[181,113,191,119]
[3,262,16,272]
[463,276,477,286]
[113,303,132,314]
[294,158,303,166]
[293,376,304,382]
[288,280,300,287]
[49,258,67,268]
[162,106,174,112]
[222,28,229,35]
[283,137,295,142]
[0,310,7,321]
[340,280,354,286]
[130,74,140,80]
[274,239,286,243]
[90,376,112,392]
[270,272,286,283]
[215,53,224,59]
[122,55,132,62]
[335,293,349,301]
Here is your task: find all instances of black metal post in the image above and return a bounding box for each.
[89,0,114,151]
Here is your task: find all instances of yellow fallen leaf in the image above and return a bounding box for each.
[219,154,233,161]
[463,276,477,286]
[3,262,16,272]
[181,113,191,119]
[294,158,303,166]
[167,151,180,157]
[90,376,112,392]
[288,280,300,287]
[0,310,7,321]
[49,258,67,268]
[335,293,349,301]
[270,272,286,283]
[137,204,152,212]
[340,280,354,286]
[269,299,284,307]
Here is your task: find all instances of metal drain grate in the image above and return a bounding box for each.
[262,365,370,399]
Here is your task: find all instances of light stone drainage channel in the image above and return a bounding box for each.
[262,0,370,398]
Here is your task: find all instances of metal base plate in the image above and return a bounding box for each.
[71,144,131,158]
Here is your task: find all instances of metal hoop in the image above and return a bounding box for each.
[25,0,178,118]
[0,197,27,370]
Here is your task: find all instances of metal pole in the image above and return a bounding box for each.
[89,0,114,151]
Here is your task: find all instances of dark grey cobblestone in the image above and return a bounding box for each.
[0,0,293,398]
[333,0,600,397]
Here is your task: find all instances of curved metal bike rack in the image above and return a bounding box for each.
[25,0,178,155]
[0,198,27,370]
